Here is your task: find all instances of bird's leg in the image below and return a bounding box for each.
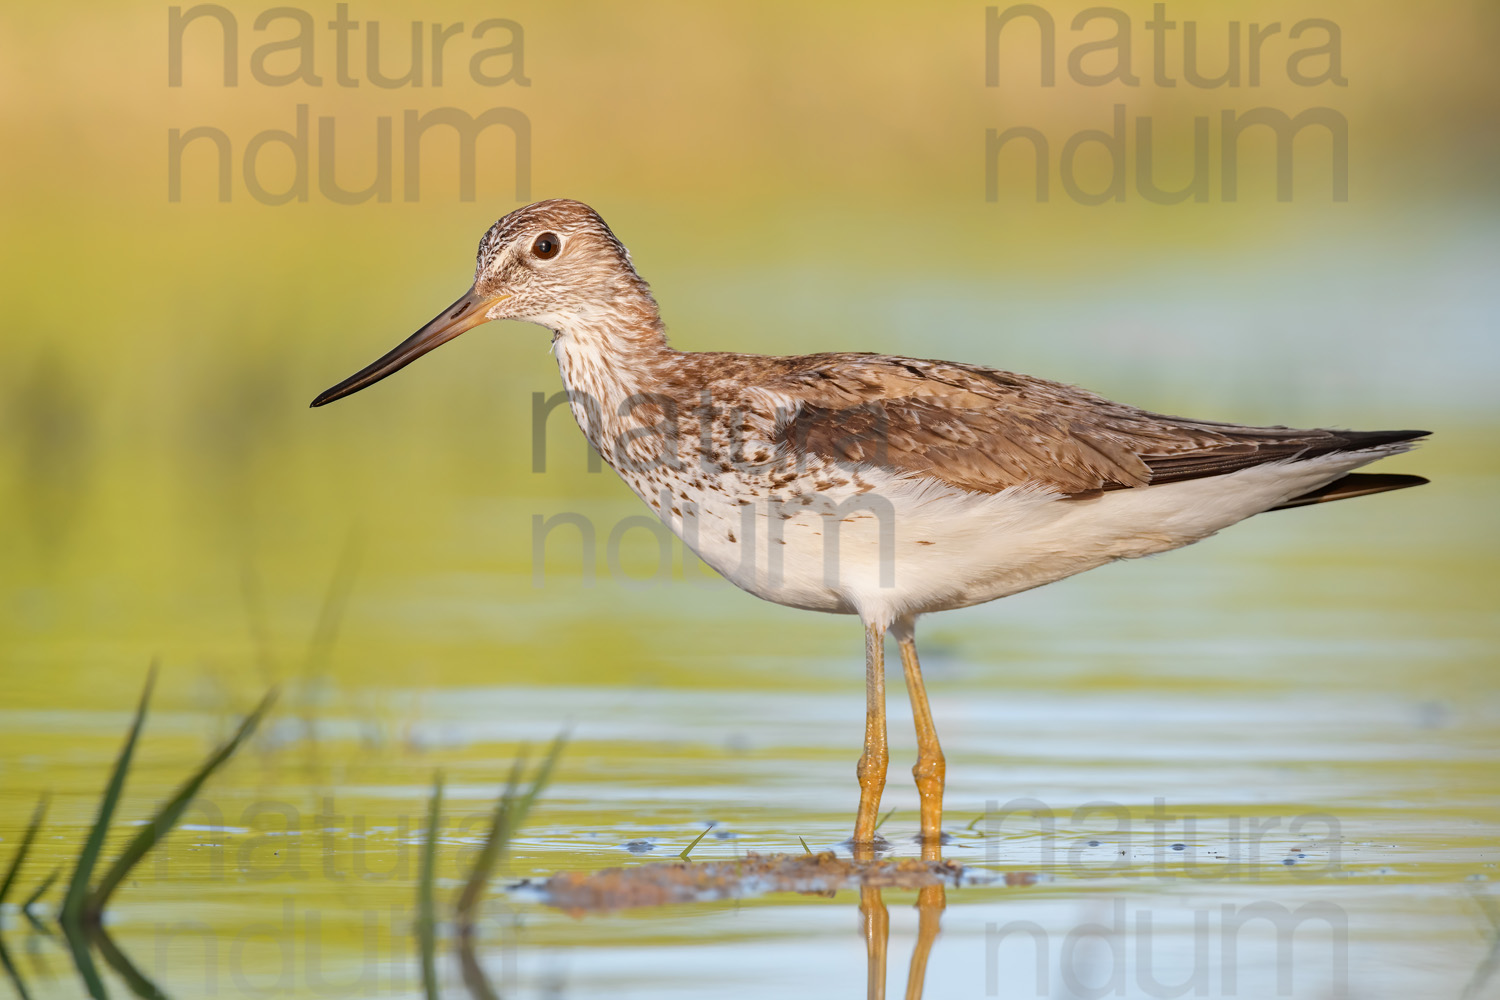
[860,883,889,1000]
[853,623,889,852]
[894,619,945,854]
[904,885,946,1000]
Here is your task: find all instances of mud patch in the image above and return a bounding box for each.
[517,851,1034,913]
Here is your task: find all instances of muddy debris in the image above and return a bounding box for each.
[518,851,1033,913]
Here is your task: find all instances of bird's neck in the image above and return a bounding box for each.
[548,297,675,461]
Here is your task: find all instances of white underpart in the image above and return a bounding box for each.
[652,445,1410,629]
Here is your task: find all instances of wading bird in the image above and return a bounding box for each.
[312,200,1427,853]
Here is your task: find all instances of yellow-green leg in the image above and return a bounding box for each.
[894,618,945,851]
[853,623,889,850]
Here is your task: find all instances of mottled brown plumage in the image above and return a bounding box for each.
[564,341,1426,503]
[751,352,1423,496]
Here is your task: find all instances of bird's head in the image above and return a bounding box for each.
[311,199,652,407]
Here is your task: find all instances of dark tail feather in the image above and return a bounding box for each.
[1269,472,1429,512]
[1327,428,1431,450]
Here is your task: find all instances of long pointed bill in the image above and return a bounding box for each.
[310,287,508,407]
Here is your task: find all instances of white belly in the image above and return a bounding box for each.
[620,448,1397,628]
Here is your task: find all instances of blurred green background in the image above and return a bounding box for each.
[0,3,1497,996]
[1,0,1494,702]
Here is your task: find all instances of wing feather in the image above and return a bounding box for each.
[760,353,1424,495]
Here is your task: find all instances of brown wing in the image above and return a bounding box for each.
[769,354,1425,495]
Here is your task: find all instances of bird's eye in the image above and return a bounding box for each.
[532,233,560,259]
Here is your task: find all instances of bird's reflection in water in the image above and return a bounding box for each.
[860,882,946,1000]
[857,836,947,1000]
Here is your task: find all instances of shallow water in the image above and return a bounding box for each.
[1,460,1495,999]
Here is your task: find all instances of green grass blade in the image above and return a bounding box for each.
[510,730,567,833]
[295,535,362,760]
[90,926,167,1000]
[454,731,566,927]
[678,824,714,861]
[87,689,276,915]
[454,752,528,925]
[874,807,895,832]
[417,772,443,1000]
[301,531,363,680]
[799,836,812,855]
[0,933,32,1000]
[23,867,60,934]
[238,562,277,687]
[60,917,109,999]
[456,933,500,1000]
[1472,887,1500,934]
[62,667,156,928]
[0,793,49,916]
